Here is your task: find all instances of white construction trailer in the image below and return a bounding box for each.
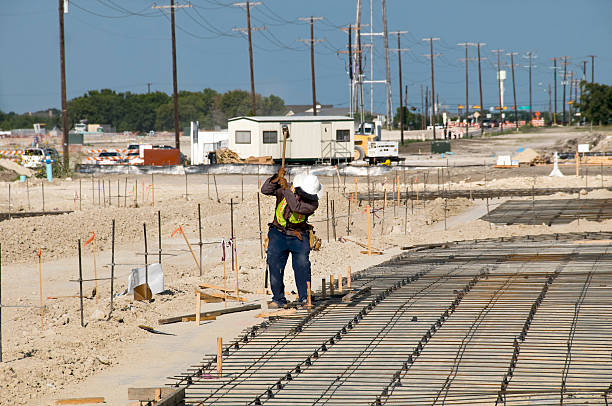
[190,121,229,165]
[227,116,354,164]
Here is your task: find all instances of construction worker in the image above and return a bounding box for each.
[261,167,322,308]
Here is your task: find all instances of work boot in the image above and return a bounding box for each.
[268,301,284,310]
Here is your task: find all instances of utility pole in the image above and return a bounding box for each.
[420,84,424,130]
[507,52,519,131]
[390,31,408,144]
[561,56,570,125]
[422,37,440,139]
[338,25,361,118]
[587,55,596,83]
[425,87,429,128]
[58,0,69,168]
[458,42,476,137]
[524,52,536,124]
[153,1,192,149]
[298,17,324,116]
[476,43,486,136]
[233,1,264,115]
[548,84,552,125]
[551,57,559,125]
[147,82,152,94]
[492,49,505,132]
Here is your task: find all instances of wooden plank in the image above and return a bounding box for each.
[158,303,261,325]
[128,387,174,400]
[157,387,185,406]
[55,398,105,405]
[256,308,297,318]
[199,289,247,303]
[181,315,216,322]
[199,282,252,294]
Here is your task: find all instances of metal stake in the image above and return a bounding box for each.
[109,219,115,317]
[198,204,203,276]
[78,240,84,327]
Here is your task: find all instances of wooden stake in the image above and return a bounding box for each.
[381,188,386,252]
[575,151,579,177]
[151,174,155,207]
[173,226,200,274]
[38,248,43,329]
[329,274,335,295]
[338,274,343,293]
[396,175,400,207]
[306,281,312,309]
[217,337,223,377]
[124,177,127,207]
[195,291,201,325]
[353,177,358,201]
[347,266,351,290]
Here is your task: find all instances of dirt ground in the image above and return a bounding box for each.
[0,128,611,405]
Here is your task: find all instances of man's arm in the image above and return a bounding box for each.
[260,175,280,196]
[281,188,318,215]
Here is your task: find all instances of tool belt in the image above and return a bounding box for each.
[269,223,322,251]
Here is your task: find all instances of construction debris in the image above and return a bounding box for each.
[215,148,243,164]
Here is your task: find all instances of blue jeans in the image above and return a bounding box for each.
[267,227,311,304]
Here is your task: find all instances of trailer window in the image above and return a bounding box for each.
[235,130,251,144]
[263,131,277,144]
[336,129,350,142]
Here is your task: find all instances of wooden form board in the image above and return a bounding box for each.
[158,303,261,325]
[55,398,105,405]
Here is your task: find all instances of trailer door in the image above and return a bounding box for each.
[320,122,333,163]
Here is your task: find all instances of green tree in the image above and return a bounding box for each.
[393,106,423,130]
[578,82,612,125]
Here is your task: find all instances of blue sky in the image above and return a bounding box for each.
[1,0,610,115]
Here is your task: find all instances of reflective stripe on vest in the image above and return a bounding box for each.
[275,194,306,228]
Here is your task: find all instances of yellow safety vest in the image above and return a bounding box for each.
[275,190,306,227]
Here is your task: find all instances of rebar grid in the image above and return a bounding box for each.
[163,232,612,405]
[481,199,612,225]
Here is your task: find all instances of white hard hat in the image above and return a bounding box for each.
[292,172,323,199]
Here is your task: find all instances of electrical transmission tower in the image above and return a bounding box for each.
[491,49,505,132]
[351,0,392,128]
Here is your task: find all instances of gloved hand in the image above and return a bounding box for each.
[278,177,288,190]
[276,167,286,180]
